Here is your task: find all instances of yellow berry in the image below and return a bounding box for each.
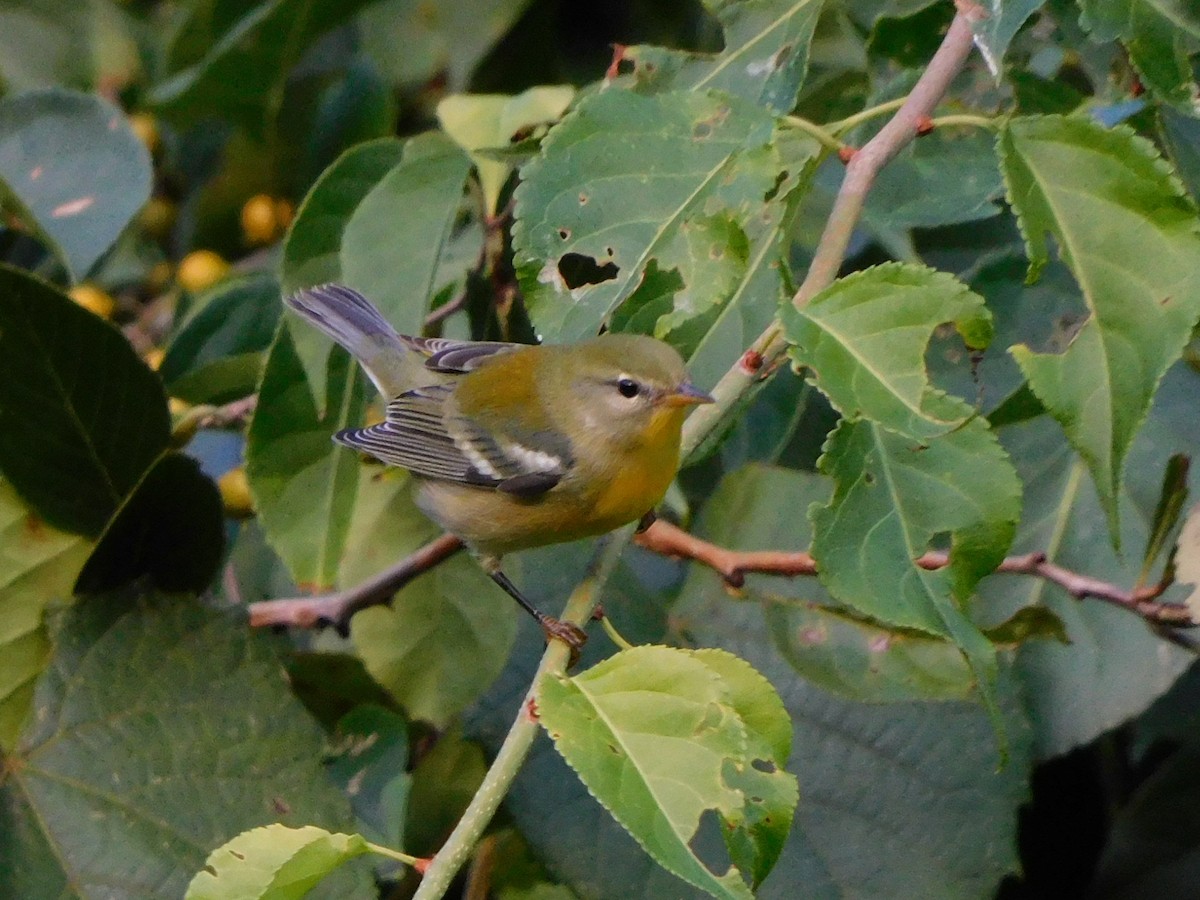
[177,250,230,293]
[69,283,117,319]
[128,112,161,159]
[219,467,255,519]
[144,348,165,370]
[241,194,285,246]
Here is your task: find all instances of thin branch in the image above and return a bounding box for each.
[411,527,633,900]
[678,6,983,461]
[247,534,464,631]
[637,520,1196,628]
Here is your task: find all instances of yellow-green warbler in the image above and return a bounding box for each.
[286,285,713,648]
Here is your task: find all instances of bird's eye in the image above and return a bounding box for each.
[616,378,640,398]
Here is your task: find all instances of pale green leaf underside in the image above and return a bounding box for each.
[437,85,575,215]
[186,824,369,900]
[538,645,799,900]
[782,262,993,441]
[999,115,1200,541]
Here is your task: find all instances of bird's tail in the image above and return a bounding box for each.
[285,284,414,397]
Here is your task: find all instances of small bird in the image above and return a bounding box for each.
[285,284,713,651]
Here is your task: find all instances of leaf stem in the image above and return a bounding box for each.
[411,526,635,900]
[365,842,425,867]
[826,97,907,134]
[780,115,844,153]
[600,613,636,650]
[931,113,1000,130]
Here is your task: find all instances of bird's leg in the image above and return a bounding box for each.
[488,568,587,660]
[636,509,657,533]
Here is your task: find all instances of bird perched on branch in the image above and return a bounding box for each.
[285,284,713,651]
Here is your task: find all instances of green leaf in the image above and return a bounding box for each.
[0,264,169,536]
[402,728,486,857]
[623,0,824,114]
[358,0,534,92]
[280,133,473,404]
[863,130,1004,229]
[513,89,784,342]
[437,86,576,215]
[983,382,1195,757]
[0,592,372,899]
[0,477,91,750]
[489,579,1031,899]
[970,0,1047,75]
[348,510,518,726]
[161,273,282,405]
[782,263,993,440]
[1079,0,1200,105]
[999,115,1200,542]
[150,0,384,137]
[538,645,797,900]
[0,1,138,92]
[677,465,978,703]
[1161,108,1200,203]
[186,824,370,900]
[811,418,1022,733]
[245,324,365,591]
[1140,454,1190,585]
[74,451,225,595]
[688,649,797,889]
[331,461,515,728]
[0,88,151,280]
[327,705,410,849]
[766,600,977,701]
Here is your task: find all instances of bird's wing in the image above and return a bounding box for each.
[335,385,572,497]
[397,335,524,373]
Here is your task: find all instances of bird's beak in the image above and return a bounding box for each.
[662,380,715,407]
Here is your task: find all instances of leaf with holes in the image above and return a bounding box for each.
[513,88,785,342]
[623,0,825,115]
[0,89,151,281]
[781,263,992,441]
[538,645,796,900]
[185,824,371,900]
[999,115,1200,543]
[0,264,170,536]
